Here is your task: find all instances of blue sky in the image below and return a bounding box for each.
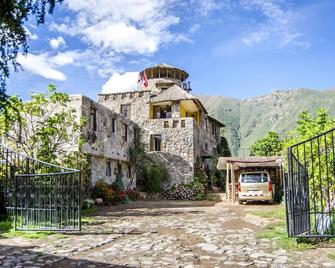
[6,0,335,100]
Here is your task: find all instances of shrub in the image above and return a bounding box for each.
[127,189,141,201]
[91,179,116,205]
[144,163,167,193]
[161,181,206,200]
[112,174,129,204]
[82,199,95,209]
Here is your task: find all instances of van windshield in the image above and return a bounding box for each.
[241,173,268,183]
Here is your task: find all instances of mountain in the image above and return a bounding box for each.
[199,88,335,156]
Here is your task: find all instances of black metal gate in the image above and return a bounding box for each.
[286,127,335,237]
[0,144,81,231]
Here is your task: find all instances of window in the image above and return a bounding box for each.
[240,173,268,183]
[115,162,122,175]
[123,124,128,142]
[150,134,162,151]
[106,161,112,176]
[128,165,132,178]
[121,104,131,118]
[181,120,186,128]
[212,124,216,135]
[164,121,169,128]
[112,118,116,133]
[89,109,97,131]
[205,142,208,151]
[173,121,178,128]
[153,105,172,119]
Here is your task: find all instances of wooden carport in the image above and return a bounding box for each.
[217,156,284,204]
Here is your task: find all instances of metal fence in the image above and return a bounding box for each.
[286,127,335,237]
[0,144,81,231]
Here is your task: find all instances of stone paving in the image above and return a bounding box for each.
[0,199,335,267]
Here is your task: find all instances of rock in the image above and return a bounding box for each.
[322,262,335,267]
[237,261,254,267]
[95,198,103,205]
[250,252,274,259]
[197,243,218,252]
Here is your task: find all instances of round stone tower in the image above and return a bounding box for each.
[139,63,191,92]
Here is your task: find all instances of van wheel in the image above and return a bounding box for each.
[268,200,274,204]
[238,200,243,205]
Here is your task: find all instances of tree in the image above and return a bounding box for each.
[0,85,83,165]
[251,131,283,156]
[0,0,62,106]
[127,125,147,190]
[285,108,335,148]
[217,136,231,157]
[284,109,335,210]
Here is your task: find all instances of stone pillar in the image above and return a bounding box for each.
[171,101,180,118]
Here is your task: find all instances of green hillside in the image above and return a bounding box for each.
[199,89,335,156]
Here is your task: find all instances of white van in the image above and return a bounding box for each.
[238,171,274,204]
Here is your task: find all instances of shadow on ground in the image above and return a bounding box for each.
[0,244,131,268]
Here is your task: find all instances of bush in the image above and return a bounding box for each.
[91,179,117,205]
[161,180,206,200]
[82,199,95,209]
[144,163,167,193]
[112,174,128,204]
[127,189,141,201]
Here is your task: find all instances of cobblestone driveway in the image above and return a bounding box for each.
[0,199,334,267]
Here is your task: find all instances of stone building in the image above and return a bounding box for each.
[69,95,136,188]
[98,64,224,184]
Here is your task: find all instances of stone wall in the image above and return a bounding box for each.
[69,95,135,187]
[91,155,135,188]
[144,117,195,184]
[98,79,223,185]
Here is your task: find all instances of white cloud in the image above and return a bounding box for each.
[240,0,309,48]
[101,72,139,94]
[51,0,183,55]
[193,0,225,17]
[49,36,66,49]
[17,54,66,81]
[24,27,38,40]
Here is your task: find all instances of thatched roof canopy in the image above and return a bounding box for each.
[217,156,283,170]
[149,85,195,103]
[143,63,189,82]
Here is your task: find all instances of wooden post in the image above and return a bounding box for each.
[226,162,230,203]
[231,163,236,203]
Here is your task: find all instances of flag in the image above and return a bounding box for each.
[137,71,149,88]
[143,71,148,87]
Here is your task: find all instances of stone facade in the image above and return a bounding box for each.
[98,64,224,184]
[69,95,135,188]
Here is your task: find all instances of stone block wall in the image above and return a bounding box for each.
[98,87,222,185]
[144,117,195,184]
[69,95,135,187]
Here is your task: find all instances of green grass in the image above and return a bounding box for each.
[2,229,55,239]
[0,220,13,231]
[81,207,97,216]
[328,253,335,260]
[253,206,316,251]
[81,216,97,224]
[0,219,60,239]
[251,206,286,220]
[256,221,316,251]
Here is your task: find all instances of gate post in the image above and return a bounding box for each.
[286,147,293,237]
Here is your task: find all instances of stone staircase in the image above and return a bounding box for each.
[148,152,193,184]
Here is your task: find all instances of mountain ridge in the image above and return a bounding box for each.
[198,88,335,155]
